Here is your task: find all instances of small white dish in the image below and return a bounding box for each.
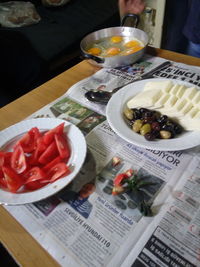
[0,118,87,205]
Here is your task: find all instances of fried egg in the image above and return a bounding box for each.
[124,40,141,48]
[121,46,143,56]
[87,47,102,56]
[110,36,123,43]
[105,47,121,56]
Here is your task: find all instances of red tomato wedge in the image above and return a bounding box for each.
[11,144,27,174]
[0,152,5,178]
[42,156,62,171]
[0,151,5,167]
[28,137,47,165]
[25,180,48,191]
[0,152,12,178]
[54,133,71,160]
[38,141,58,165]
[47,162,71,183]
[113,173,129,186]
[0,151,12,167]
[43,122,65,145]
[24,167,46,183]
[0,177,7,188]
[2,166,23,193]
[17,127,41,153]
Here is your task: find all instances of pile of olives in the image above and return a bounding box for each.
[123,107,183,141]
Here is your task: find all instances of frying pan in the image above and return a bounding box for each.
[80,14,149,68]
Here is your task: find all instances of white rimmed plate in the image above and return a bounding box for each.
[106,78,200,151]
[0,118,87,205]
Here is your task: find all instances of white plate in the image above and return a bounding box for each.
[0,118,87,205]
[106,78,200,151]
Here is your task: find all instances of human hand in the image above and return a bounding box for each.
[118,0,146,17]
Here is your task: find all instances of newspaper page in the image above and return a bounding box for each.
[4,54,200,267]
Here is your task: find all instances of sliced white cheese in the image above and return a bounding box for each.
[192,91,200,106]
[170,84,180,95]
[176,85,187,98]
[143,80,173,93]
[173,98,187,112]
[154,93,170,108]
[183,87,198,101]
[185,107,199,118]
[127,90,162,109]
[163,95,178,108]
[180,102,193,115]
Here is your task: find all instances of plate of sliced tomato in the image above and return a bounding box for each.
[0,118,87,205]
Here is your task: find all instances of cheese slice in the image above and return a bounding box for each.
[180,102,193,115]
[143,80,173,92]
[163,95,178,108]
[170,84,180,95]
[176,85,186,98]
[127,90,162,109]
[186,107,199,118]
[192,91,200,106]
[154,93,170,108]
[183,87,198,101]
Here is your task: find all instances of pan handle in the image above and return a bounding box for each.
[121,13,140,28]
[81,51,105,64]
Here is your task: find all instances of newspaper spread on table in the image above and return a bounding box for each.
[4,54,200,267]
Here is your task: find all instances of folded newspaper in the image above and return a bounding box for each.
[5,55,200,267]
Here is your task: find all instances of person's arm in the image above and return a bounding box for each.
[118,0,146,17]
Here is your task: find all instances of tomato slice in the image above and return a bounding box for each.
[42,156,62,171]
[25,180,48,191]
[2,166,23,193]
[0,151,5,166]
[47,162,71,183]
[43,123,65,145]
[28,137,47,165]
[24,166,46,183]
[0,176,7,188]
[0,151,5,178]
[17,127,41,153]
[0,151,12,166]
[54,133,71,160]
[113,173,129,186]
[38,141,58,165]
[11,144,27,174]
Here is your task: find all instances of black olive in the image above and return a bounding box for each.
[157,115,168,124]
[143,111,154,118]
[139,108,149,114]
[132,108,142,119]
[144,132,156,141]
[143,116,155,124]
[173,124,183,134]
[151,121,160,131]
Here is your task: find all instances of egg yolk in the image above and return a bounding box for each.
[106,47,121,56]
[87,47,101,56]
[110,36,123,43]
[124,40,141,48]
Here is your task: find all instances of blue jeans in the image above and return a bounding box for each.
[187,41,200,58]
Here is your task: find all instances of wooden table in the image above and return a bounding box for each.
[1,48,200,266]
